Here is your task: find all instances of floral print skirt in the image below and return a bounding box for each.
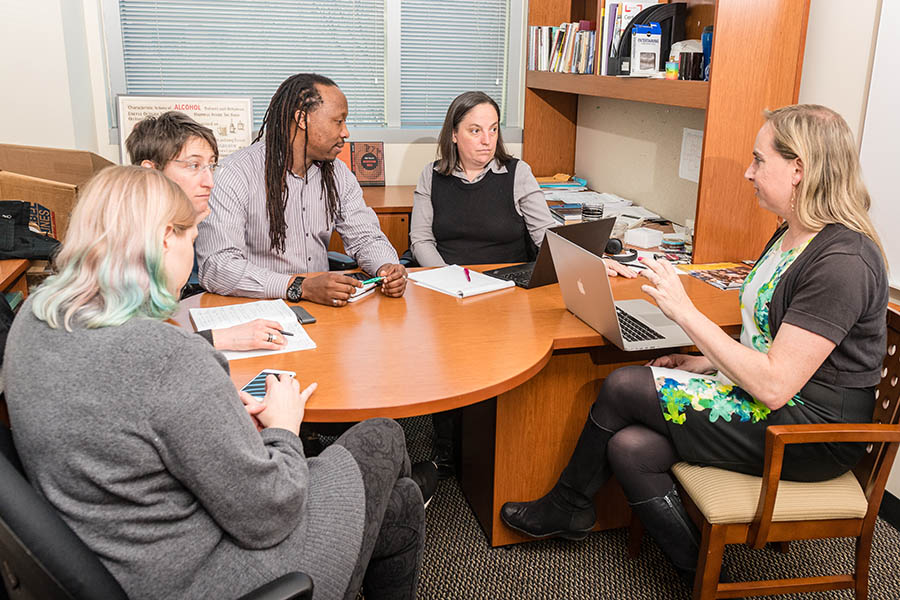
[649,366,873,481]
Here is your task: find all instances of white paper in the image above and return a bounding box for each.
[189,299,316,360]
[679,128,704,183]
[347,283,377,302]
[409,265,514,298]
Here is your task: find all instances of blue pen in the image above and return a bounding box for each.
[361,276,384,285]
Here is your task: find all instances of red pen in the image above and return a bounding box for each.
[464,267,471,282]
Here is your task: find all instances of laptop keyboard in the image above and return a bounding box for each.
[483,263,535,288]
[616,307,665,342]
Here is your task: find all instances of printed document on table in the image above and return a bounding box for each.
[189,299,316,360]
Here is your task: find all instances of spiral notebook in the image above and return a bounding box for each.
[408,265,515,298]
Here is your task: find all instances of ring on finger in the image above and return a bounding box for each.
[333,299,339,305]
[266,332,274,343]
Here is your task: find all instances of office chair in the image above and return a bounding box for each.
[398,249,418,268]
[0,423,313,600]
[629,307,900,599]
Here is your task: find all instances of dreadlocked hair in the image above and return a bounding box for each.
[254,73,342,254]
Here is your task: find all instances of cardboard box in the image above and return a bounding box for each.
[0,144,114,241]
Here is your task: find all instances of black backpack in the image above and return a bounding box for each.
[0,201,60,261]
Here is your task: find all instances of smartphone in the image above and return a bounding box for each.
[240,369,296,400]
[290,304,317,324]
[345,271,372,282]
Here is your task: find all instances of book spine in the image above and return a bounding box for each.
[554,24,568,72]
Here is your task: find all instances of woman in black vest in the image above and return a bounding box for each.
[410,91,635,477]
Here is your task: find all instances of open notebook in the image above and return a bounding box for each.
[408,265,514,298]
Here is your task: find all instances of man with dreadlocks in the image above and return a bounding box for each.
[196,73,408,306]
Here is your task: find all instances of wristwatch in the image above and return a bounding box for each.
[286,276,305,302]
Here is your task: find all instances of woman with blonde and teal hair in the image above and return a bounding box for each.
[500,105,888,589]
[3,165,424,600]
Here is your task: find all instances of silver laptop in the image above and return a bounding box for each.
[546,230,693,351]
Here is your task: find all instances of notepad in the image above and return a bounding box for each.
[408,265,515,298]
[189,299,316,360]
[348,282,377,302]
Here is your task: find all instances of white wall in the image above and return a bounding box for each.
[0,2,80,150]
[798,0,883,140]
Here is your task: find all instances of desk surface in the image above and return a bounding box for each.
[360,185,414,213]
[172,269,738,422]
[0,259,29,291]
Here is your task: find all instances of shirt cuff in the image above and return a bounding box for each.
[196,329,215,346]
[267,272,297,300]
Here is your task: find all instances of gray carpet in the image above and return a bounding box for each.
[390,415,900,600]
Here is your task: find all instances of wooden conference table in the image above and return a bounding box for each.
[173,270,740,547]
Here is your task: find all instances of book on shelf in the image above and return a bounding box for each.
[528,22,597,74]
[549,203,583,223]
[600,2,658,75]
[676,263,752,291]
[336,142,385,186]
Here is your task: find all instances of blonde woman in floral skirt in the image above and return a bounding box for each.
[500,104,888,590]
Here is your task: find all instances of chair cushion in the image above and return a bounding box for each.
[672,462,869,524]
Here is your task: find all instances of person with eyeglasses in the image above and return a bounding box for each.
[126,111,288,352]
[194,73,408,307]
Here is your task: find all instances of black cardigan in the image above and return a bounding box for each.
[758,223,888,388]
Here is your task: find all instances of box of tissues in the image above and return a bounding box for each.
[624,227,664,249]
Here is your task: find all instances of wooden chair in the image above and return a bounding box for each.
[630,306,900,599]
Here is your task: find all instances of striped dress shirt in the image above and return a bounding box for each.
[196,142,398,298]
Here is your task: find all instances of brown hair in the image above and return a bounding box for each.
[125,111,219,169]
[435,91,512,176]
[765,104,885,261]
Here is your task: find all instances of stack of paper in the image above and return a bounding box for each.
[189,299,316,360]
[409,265,514,298]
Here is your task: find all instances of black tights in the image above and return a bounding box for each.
[592,365,680,503]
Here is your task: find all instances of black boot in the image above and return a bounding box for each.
[430,410,459,479]
[629,487,700,589]
[500,413,613,540]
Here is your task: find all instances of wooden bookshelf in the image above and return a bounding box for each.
[526,71,709,109]
[523,0,811,263]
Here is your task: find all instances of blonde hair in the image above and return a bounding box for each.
[765,104,885,260]
[31,165,196,330]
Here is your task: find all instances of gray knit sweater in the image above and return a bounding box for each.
[3,299,365,600]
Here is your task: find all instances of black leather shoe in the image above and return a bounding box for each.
[430,442,455,480]
[500,494,595,541]
[411,461,439,509]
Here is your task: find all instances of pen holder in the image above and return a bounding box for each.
[678,52,703,80]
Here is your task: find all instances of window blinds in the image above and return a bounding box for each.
[118,0,387,128]
[399,0,509,126]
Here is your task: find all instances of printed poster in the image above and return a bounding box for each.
[117,95,253,162]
